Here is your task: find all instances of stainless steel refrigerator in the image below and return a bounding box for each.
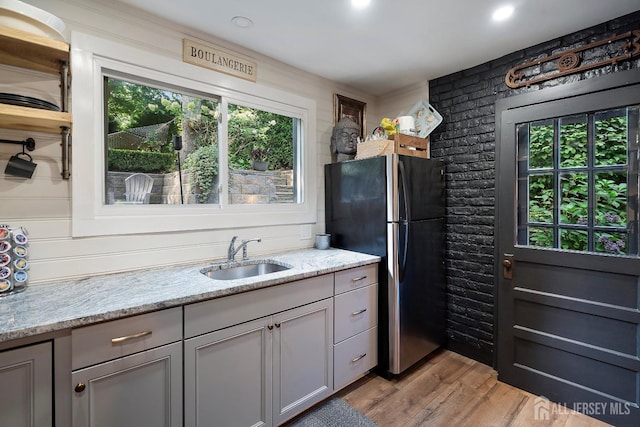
[325,154,446,375]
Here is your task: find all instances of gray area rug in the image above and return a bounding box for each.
[286,397,378,427]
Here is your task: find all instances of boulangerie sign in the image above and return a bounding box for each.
[183,38,257,82]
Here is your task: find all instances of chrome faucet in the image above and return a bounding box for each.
[227,236,262,261]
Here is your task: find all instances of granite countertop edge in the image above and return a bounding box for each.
[0,248,380,344]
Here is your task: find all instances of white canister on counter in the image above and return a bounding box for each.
[397,116,416,135]
[315,233,331,250]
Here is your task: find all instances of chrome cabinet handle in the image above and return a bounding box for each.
[351,276,367,282]
[351,308,367,316]
[351,353,366,363]
[111,330,152,344]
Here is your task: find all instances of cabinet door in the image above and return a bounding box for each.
[0,342,52,427]
[71,342,182,427]
[184,316,272,427]
[272,299,334,425]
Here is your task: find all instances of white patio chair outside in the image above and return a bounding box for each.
[124,173,154,204]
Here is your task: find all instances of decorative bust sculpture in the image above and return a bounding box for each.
[331,117,359,162]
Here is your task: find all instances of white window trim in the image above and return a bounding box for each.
[70,32,317,237]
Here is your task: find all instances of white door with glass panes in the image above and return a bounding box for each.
[496,77,640,427]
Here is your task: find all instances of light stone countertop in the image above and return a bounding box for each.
[0,248,380,344]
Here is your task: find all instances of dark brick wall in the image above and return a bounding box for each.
[428,10,640,366]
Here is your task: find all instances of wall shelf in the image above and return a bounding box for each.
[0,104,71,133]
[0,25,72,179]
[0,25,69,74]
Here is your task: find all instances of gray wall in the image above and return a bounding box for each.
[428,10,640,365]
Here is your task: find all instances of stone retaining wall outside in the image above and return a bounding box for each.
[106,169,293,205]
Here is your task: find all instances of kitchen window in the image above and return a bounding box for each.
[103,76,300,206]
[71,32,316,236]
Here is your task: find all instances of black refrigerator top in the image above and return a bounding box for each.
[324,154,445,256]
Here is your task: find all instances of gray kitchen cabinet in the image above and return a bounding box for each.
[70,307,183,427]
[184,316,272,427]
[0,341,53,427]
[184,274,334,427]
[272,299,333,426]
[333,264,378,391]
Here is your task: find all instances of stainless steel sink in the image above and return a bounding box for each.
[201,259,293,280]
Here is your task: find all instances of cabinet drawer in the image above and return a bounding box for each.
[334,327,377,391]
[334,284,377,343]
[185,274,333,339]
[334,264,377,295]
[71,307,182,370]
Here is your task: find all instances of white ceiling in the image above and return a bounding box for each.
[117,0,639,96]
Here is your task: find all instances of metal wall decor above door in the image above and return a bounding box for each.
[505,30,640,88]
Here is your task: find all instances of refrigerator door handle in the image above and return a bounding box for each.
[400,220,409,277]
[387,222,401,373]
[398,160,410,276]
[398,160,411,222]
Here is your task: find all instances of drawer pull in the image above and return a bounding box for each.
[74,382,86,393]
[351,353,367,363]
[351,276,367,282]
[351,308,367,316]
[111,330,152,344]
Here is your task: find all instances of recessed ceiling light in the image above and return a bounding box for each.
[492,5,514,22]
[352,0,371,9]
[231,16,254,29]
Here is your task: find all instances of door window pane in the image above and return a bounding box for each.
[560,172,588,225]
[595,171,626,226]
[595,109,627,166]
[560,229,588,251]
[529,174,553,223]
[529,120,554,169]
[517,106,639,256]
[559,115,588,168]
[529,227,553,248]
[595,231,628,255]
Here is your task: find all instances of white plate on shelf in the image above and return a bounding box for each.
[406,100,443,138]
[0,0,66,41]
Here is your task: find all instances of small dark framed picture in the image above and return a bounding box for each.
[334,94,367,140]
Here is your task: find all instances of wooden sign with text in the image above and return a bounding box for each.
[183,39,257,82]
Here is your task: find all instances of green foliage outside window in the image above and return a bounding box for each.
[107,149,175,173]
[107,80,294,171]
[526,114,629,254]
[184,144,219,203]
[227,104,294,170]
[106,78,297,203]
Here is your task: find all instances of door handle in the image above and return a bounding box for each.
[111,330,152,344]
[503,254,514,280]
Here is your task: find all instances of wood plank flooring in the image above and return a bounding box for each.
[337,349,611,427]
